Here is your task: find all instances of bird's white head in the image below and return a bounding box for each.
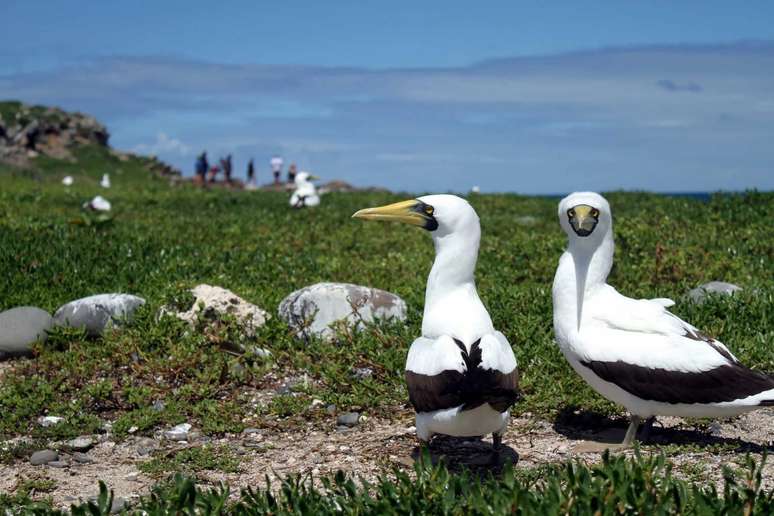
[558,191,612,248]
[557,191,613,330]
[295,171,319,185]
[351,194,478,238]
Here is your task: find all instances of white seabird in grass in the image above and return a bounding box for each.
[289,172,320,208]
[83,195,111,212]
[100,173,111,188]
[552,191,774,451]
[62,176,74,186]
[353,195,520,451]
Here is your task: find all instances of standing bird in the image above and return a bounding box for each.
[289,172,320,208]
[353,195,519,451]
[100,174,111,188]
[552,191,774,451]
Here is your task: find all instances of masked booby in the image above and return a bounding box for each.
[353,195,520,450]
[552,191,774,451]
[289,172,320,208]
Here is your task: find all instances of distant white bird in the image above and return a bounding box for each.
[353,195,519,451]
[62,176,74,186]
[471,186,481,193]
[100,174,111,188]
[552,191,774,451]
[289,172,320,208]
[83,195,111,212]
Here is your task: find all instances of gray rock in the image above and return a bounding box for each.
[0,306,53,358]
[278,282,407,340]
[326,404,337,415]
[164,423,191,441]
[30,449,58,465]
[337,412,360,427]
[73,452,94,464]
[53,294,145,336]
[151,400,165,412]
[47,460,69,468]
[687,281,743,304]
[65,436,94,452]
[242,428,263,435]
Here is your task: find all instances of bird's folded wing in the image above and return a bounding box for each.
[578,287,774,404]
[405,333,519,413]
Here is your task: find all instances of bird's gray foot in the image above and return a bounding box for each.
[492,433,503,452]
[638,416,656,443]
[573,415,642,454]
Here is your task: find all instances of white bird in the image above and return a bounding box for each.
[353,195,519,451]
[100,174,111,188]
[552,191,774,451]
[83,195,111,212]
[289,172,320,208]
[62,176,74,186]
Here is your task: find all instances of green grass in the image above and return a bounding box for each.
[9,452,773,515]
[138,445,241,477]
[1,153,772,438]
[1,144,773,511]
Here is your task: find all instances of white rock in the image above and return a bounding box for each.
[62,176,74,186]
[38,416,65,427]
[164,423,192,441]
[168,285,269,337]
[53,294,145,336]
[278,282,407,340]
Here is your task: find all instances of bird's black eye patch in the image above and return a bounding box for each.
[413,201,439,231]
[567,209,576,218]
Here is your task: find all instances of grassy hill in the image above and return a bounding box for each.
[1,105,772,512]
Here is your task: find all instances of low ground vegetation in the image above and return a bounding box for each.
[1,149,772,512]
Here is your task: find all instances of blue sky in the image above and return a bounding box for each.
[1,1,773,193]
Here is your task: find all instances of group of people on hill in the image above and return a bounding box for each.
[194,152,298,187]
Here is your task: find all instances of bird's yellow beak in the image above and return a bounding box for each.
[568,204,599,237]
[352,199,435,229]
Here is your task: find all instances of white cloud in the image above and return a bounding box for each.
[133,132,191,157]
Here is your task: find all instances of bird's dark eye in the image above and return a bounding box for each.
[568,209,575,217]
[591,208,599,217]
[425,205,434,215]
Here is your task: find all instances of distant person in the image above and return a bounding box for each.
[270,155,283,184]
[287,163,297,184]
[196,152,209,185]
[209,165,220,183]
[246,159,255,184]
[224,154,233,183]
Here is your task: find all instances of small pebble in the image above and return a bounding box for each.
[37,416,65,427]
[73,452,94,464]
[325,404,337,415]
[337,412,360,427]
[126,471,140,481]
[66,436,94,452]
[47,460,69,468]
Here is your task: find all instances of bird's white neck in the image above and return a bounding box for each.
[422,222,492,342]
[553,228,614,333]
